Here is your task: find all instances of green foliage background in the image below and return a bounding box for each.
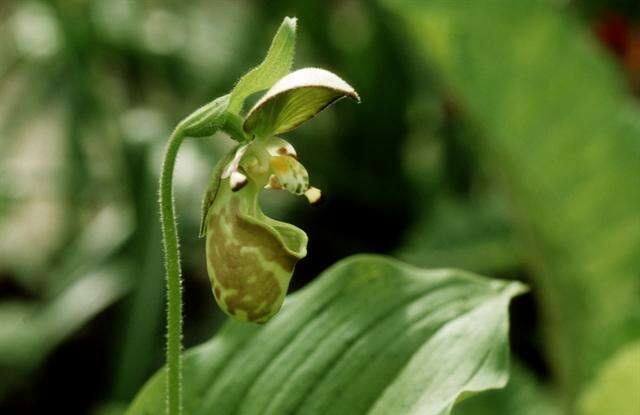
[0,0,638,414]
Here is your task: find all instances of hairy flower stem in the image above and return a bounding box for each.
[159,127,186,415]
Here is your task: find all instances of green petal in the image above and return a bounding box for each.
[243,67,360,137]
[268,155,309,195]
[199,145,239,237]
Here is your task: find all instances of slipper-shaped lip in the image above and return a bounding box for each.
[243,67,360,138]
[241,212,308,260]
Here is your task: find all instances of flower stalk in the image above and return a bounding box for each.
[158,127,185,415]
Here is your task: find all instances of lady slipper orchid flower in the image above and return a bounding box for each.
[200,68,359,323]
[158,17,358,414]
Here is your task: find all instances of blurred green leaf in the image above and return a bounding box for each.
[398,195,520,274]
[127,255,525,415]
[384,0,640,405]
[228,16,297,115]
[49,204,134,295]
[453,363,561,415]
[578,339,640,415]
[0,182,15,219]
[0,263,130,398]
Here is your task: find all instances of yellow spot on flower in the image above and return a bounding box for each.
[270,155,290,174]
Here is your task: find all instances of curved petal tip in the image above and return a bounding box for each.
[244,67,360,137]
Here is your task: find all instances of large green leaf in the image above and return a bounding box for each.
[127,255,524,415]
[383,0,640,405]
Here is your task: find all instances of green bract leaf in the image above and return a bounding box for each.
[178,94,230,138]
[243,67,360,138]
[228,17,297,115]
[126,255,525,415]
[174,16,297,140]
